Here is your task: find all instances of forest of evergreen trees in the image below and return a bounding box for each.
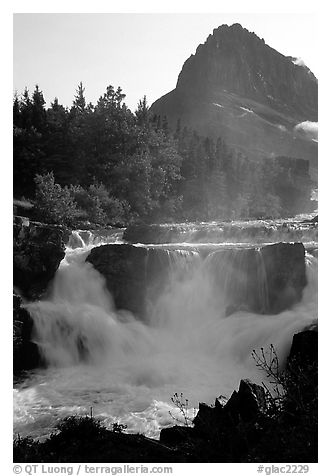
[13,83,314,226]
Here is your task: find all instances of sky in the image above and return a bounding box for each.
[13,12,318,111]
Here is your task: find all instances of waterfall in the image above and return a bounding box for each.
[67,228,124,250]
[204,248,270,315]
[15,241,318,440]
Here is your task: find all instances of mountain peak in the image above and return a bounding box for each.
[175,23,317,121]
[150,24,317,174]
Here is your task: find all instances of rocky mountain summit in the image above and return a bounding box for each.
[151,23,318,175]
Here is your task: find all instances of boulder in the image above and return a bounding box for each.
[87,242,307,317]
[224,379,267,423]
[13,217,66,300]
[288,328,317,368]
[159,425,196,447]
[86,244,176,318]
[193,379,266,435]
[86,244,148,317]
[87,243,201,317]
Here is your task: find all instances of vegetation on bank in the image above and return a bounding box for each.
[14,84,314,227]
[14,335,317,463]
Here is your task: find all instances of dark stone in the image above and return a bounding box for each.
[236,379,267,421]
[13,293,41,373]
[86,244,148,317]
[284,329,318,422]
[86,244,175,318]
[87,242,307,318]
[193,379,266,439]
[288,329,318,369]
[13,217,66,300]
[182,379,268,461]
[261,242,307,313]
[193,402,220,436]
[159,425,196,447]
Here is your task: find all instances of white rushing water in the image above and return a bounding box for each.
[13,232,318,440]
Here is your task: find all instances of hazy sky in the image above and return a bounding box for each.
[14,13,317,111]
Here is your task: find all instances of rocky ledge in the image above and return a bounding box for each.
[14,216,67,300]
[13,216,68,373]
[87,242,307,317]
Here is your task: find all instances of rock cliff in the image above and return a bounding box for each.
[151,23,318,176]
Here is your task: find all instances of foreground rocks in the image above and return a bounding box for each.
[14,417,186,463]
[160,328,317,462]
[14,216,66,300]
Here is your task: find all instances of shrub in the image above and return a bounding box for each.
[69,184,106,224]
[34,172,78,226]
[250,344,317,462]
[169,392,196,427]
[70,182,130,225]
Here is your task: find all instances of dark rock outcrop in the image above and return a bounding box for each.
[86,244,186,318]
[192,379,266,438]
[87,242,307,317]
[159,425,196,447]
[13,216,67,372]
[151,23,317,176]
[13,293,40,373]
[87,244,149,317]
[14,217,66,300]
[288,328,318,367]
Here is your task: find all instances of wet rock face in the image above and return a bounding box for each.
[87,242,307,318]
[13,293,41,373]
[86,244,180,318]
[13,217,66,300]
[86,244,149,317]
[288,328,317,369]
[261,242,307,313]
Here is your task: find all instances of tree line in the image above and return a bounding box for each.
[13,83,313,226]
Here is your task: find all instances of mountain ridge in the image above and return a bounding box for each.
[150,23,318,176]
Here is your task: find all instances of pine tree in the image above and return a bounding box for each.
[135,96,149,127]
[73,82,86,112]
[31,85,46,132]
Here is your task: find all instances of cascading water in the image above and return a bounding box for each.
[13,232,318,441]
